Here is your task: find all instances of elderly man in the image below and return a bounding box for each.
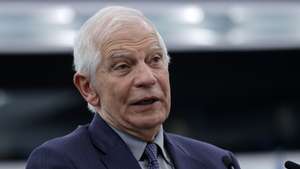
[26,6,240,169]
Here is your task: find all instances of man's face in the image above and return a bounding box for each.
[93,22,171,134]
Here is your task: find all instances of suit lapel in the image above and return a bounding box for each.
[164,133,208,169]
[88,114,141,169]
[101,144,142,169]
[87,114,208,169]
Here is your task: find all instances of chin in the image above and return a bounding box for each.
[131,113,167,129]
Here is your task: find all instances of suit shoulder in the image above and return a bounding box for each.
[26,125,90,169]
[40,125,90,152]
[166,133,229,156]
[166,133,241,169]
[28,125,93,162]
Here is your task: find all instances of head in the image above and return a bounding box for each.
[73,6,171,141]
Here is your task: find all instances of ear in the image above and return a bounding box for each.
[73,72,100,108]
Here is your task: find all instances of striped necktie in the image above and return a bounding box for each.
[144,143,160,169]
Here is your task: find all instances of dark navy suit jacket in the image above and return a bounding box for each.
[26,114,241,169]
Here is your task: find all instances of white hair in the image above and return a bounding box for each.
[73,6,170,113]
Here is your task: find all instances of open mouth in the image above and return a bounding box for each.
[131,97,159,105]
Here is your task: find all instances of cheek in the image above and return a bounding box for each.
[157,71,171,108]
[107,78,132,105]
[159,71,171,93]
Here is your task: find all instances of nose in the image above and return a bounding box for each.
[133,63,157,88]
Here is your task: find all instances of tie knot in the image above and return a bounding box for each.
[144,143,158,159]
[144,143,160,169]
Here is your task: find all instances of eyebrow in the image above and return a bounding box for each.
[147,45,164,56]
[148,43,162,50]
[106,40,163,58]
[109,50,131,59]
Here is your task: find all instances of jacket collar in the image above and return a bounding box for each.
[88,113,141,169]
[164,133,208,169]
[88,113,206,169]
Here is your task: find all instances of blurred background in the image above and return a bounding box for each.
[1,0,300,169]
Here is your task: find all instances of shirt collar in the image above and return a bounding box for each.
[154,127,172,164]
[111,125,172,164]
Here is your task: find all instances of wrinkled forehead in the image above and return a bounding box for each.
[108,24,157,43]
[101,17,157,44]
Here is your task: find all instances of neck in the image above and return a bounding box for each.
[99,112,162,142]
[124,125,161,142]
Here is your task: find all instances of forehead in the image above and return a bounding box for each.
[100,22,161,57]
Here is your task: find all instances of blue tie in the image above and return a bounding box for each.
[144,143,160,169]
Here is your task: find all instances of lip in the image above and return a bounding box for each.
[129,97,161,112]
[129,96,160,105]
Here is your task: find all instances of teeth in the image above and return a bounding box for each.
[136,99,156,105]
[142,99,153,104]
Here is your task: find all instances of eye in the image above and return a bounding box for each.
[113,63,130,71]
[150,54,163,65]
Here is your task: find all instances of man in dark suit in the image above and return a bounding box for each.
[26,6,241,169]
